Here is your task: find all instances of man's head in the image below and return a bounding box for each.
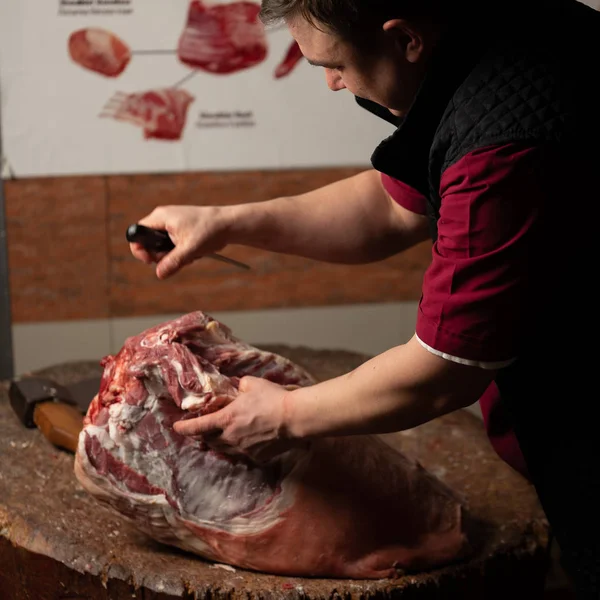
[260,0,453,116]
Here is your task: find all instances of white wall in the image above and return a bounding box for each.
[12,301,483,419]
[13,302,419,374]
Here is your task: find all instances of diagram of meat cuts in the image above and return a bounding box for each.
[68,28,131,77]
[74,311,468,579]
[177,1,267,74]
[100,89,195,140]
[67,1,305,142]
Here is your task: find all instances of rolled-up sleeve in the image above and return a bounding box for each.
[415,143,547,367]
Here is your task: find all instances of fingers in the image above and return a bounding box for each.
[155,247,189,280]
[129,208,170,266]
[238,376,260,393]
[129,242,153,264]
[173,411,224,437]
[135,207,194,279]
[138,209,168,231]
[129,235,188,279]
[129,243,168,265]
[174,410,239,458]
[130,205,229,279]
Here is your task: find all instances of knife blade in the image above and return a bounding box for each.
[126,224,250,271]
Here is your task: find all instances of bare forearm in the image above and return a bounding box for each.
[285,337,496,439]
[226,169,425,264]
[133,170,430,278]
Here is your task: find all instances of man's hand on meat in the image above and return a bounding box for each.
[173,375,305,463]
[131,172,496,463]
[173,337,496,463]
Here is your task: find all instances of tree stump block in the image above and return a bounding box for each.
[0,346,550,599]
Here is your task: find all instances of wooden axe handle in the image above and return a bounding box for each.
[33,402,84,454]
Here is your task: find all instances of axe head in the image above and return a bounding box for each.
[8,376,101,428]
[9,378,76,428]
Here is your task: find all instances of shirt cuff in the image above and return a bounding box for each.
[415,322,516,370]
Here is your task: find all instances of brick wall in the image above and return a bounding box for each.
[5,169,431,324]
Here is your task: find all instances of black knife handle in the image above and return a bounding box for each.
[126,223,251,271]
[126,224,175,253]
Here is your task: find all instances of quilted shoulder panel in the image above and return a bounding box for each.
[438,42,570,172]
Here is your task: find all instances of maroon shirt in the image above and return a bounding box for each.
[381,142,550,480]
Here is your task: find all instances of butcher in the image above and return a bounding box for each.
[129,0,600,594]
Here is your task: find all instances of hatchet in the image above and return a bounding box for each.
[9,375,101,453]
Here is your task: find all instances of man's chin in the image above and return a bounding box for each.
[388,108,404,117]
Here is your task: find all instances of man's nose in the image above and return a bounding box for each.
[325,68,345,91]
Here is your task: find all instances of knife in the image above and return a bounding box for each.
[126,224,250,271]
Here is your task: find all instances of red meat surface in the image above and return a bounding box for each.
[75,311,468,579]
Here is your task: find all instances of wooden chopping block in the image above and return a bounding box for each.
[0,350,551,600]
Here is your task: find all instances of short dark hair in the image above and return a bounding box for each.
[259,0,450,44]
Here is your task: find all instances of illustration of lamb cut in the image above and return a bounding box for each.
[177,0,304,78]
[100,88,195,141]
[177,0,267,74]
[68,28,131,77]
[67,2,305,87]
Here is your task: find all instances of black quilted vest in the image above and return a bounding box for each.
[361,1,600,238]
[358,1,600,594]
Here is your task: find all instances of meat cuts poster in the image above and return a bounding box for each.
[0,1,393,178]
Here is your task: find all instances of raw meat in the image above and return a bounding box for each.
[74,311,468,579]
[274,40,304,78]
[68,28,131,77]
[100,88,195,140]
[177,1,267,74]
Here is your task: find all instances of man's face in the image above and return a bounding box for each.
[288,15,432,117]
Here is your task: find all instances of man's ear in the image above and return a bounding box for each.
[382,19,425,63]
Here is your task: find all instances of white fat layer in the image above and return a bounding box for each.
[85,387,306,536]
[191,362,207,386]
[109,399,148,426]
[75,434,214,556]
[181,394,205,410]
[173,358,212,392]
[172,359,184,379]
[172,357,234,403]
